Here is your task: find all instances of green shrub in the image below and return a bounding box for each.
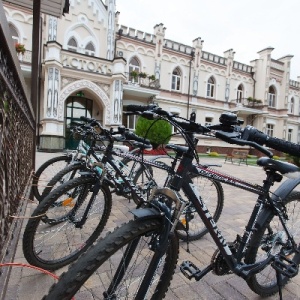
[135,116,172,148]
[272,155,280,160]
[208,151,219,157]
[286,154,300,166]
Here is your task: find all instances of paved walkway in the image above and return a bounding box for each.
[3,152,300,299]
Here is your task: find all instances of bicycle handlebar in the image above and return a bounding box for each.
[241,126,300,157]
[126,105,300,158]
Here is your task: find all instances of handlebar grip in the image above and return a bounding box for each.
[265,137,300,157]
[124,131,151,145]
[126,104,157,112]
[242,126,300,157]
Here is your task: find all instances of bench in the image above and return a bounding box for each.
[224,149,249,165]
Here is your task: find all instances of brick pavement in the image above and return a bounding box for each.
[3,152,300,299]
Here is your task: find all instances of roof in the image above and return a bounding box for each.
[3,0,69,17]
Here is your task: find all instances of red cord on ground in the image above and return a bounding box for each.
[0,263,75,300]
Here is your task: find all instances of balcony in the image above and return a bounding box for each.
[17,49,32,64]
[229,98,265,116]
[123,72,160,99]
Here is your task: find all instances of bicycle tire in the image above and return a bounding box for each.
[245,191,300,296]
[23,176,112,270]
[43,217,179,300]
[32,155,73,201]
[134,161,224,240]
[40,162,86,200]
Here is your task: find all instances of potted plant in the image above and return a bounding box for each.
[138,72,147,78]
[148,75,156,81]
[130,70,138,79]
[15,43,26,54]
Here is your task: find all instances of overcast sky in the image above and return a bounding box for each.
[116,0,300,80]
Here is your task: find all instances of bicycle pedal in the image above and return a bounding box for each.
[272,255,299,278]
[180,260,201,280]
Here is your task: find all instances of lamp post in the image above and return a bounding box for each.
[187,50,195,118]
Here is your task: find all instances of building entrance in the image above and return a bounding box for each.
[65,95,93,149]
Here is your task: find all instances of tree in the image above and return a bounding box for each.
[135,116,172,149]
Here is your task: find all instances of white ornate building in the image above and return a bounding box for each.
[4,0,300,153]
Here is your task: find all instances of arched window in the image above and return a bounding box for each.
[171,67,181,91]
[67,37,78,52]
[129,57,140,83]
[237,84,243,103]
[85,42,95,56]
[9,23,19,46]
[206,76,215,98]
[289,97,295,114]
[268,86,276,107]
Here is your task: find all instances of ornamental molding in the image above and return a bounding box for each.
[58,79,110,123]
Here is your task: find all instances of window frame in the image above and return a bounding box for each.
[206,76,215,98]
[266,124,274,137]
[67,37,78,52]
[268,86,276,108]
[288,97,295,114]
[129,57,141,84]
[171,68,181,91]
[237,84,243,103]
[85,42,95,56]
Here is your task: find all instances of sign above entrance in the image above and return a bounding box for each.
[62,54,112,74]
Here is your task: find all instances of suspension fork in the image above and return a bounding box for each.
[72,180,101,228]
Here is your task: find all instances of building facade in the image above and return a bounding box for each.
[4,0,300,153]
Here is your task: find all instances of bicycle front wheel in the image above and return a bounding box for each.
[245,191,300,297]
[23,176,112,270]
[44,217,179,300]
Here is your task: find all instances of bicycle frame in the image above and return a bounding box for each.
[165,151,299,280]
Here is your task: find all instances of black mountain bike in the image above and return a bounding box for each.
[23,118,223,270]
[44,105,300,300]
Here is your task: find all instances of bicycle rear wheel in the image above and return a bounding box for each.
[32,155,73,201]
[134,158,224,240]
[23,176,112,270]
[245,191,300,296]
[44,217,179,300]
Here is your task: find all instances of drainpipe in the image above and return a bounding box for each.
[187,50,195,119]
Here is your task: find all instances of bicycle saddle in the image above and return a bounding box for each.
[257,157,300,178]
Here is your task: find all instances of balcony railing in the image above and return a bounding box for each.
[230,97,263,108]
[126,73,160,89]
[17,49,32,64]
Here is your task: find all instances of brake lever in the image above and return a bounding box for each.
[230,138,273,157]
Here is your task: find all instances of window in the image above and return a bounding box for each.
[288,97,294,114]
[237,84,243,103]
[9,24,19,46]
[129,57,140,83]
[266,124,274,137]
[85,42,95,56]
[67,38,78,52]
[288,129,293,142]
[171,68,181,91]
[205,117,213,126]
[268,86,276,107]
[123,111,139,130]
[206,77,215,98]
[172,113,180,133]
